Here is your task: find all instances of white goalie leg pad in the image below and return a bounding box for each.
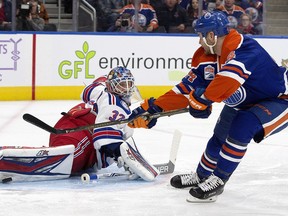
[0,145,75,182]
[119,142,160,181]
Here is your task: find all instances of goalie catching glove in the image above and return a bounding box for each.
[188,88,212,119]
[128,98,162,129]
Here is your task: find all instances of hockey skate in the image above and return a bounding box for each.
[170,172,201,188]
[186,174,226,203]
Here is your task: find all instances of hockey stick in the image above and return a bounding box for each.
[81,172,131,182]
[153,129,182,174]
[80,130,182,182]
[2,130,182,183]
[23,108,188,134]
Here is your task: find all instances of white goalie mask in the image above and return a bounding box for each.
[106,66,135,97]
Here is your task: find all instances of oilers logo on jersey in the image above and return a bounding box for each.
[133,14,147,27]
[223,86,246,107]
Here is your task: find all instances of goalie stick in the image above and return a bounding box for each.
[23,108,188,134]
[81,130,182,182]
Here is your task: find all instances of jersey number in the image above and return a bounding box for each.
[109,110,125,122]
[186,71,197,83]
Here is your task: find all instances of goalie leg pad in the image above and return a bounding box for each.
[120,142,160,181]
[0,145,75,182]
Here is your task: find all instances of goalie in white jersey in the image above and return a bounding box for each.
[50,66,159,181]
[0,66,159,182]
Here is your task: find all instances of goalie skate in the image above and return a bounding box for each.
[120,142,160,181]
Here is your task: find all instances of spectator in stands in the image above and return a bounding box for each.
[108,12,135,32]
[236,13,257,35]
[243,0,263,35]
[217,0,245,29]
[0,0,12,31]
[216,0,224,8]
[236,0,262,10]
[179,0,191,9]
[113,0,159,33]
[181,0,218,13]
[38,0,49,24]
[17,0,45,31]
[157,0,189,33]
[186,0,199,31]
[95,0,126,32]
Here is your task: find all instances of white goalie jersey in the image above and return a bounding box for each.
[81,76,133,169]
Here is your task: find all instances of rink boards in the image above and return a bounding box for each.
[0,33,287,100]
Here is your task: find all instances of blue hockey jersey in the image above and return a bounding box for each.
[154,29,288,111]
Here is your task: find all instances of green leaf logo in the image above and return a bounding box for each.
[75,41,96,59]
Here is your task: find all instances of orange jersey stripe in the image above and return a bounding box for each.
[220,30,243,65]
[264,111,288,137]
[221,65,249,79]
[217,5,245,13]
[201,155,216,169]
[154,90,189,111]
[177,83,190,94]
[222,145,246,157]
[204,75,241,102]
[192,47,217,68]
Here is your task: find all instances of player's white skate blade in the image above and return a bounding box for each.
[186,195,217,203]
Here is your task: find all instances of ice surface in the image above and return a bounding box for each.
[0,101,287,216]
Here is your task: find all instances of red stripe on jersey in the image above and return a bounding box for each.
[108,93,116,105]
[93,130,122,138]
[221,65,249,79]
[82,84,96,102]
[83,82,105,102]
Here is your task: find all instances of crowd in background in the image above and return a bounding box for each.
[0,0,263,35]
[0,0,55,31]
[83,0,263,34]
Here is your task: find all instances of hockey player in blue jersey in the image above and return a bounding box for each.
[128,11,288,202]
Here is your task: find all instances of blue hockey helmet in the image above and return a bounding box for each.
[194,11,229,37]
[106,66,135,97]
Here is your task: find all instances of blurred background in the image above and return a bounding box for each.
[1,0,287,35]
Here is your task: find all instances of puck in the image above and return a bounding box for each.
[2,177,12,183]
